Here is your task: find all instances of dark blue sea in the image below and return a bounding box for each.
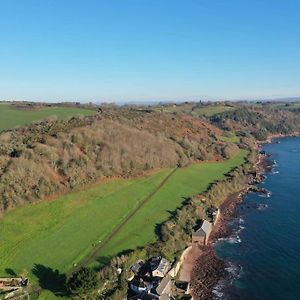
[214,137,300,300]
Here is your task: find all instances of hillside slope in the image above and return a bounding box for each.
[0,109,238,212]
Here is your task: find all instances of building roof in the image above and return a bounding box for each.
[159,294,170,300]
[151,257,170,275]
[192,220,212,237]
[156,276,172,296]
[131,260,144,274]
[130,277,153,293]
[130,277,147,289]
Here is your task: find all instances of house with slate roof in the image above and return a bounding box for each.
[191,220,212,245]
[150,257,171,278]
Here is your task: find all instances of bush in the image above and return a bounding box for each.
[67,267,98,297]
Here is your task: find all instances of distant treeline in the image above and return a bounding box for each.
[6,101,98,111]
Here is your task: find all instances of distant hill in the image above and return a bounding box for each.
[260,97,300,102]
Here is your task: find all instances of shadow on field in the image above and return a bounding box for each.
[5,268,17,276]
[32,264,68,296]
[96,256,112,267]
[96,248,136,269]
[155,196,192,241]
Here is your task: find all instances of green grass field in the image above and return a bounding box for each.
[0,170,170,280]
[219,135,240,143]
[0,103,95,132]
[191,105,234,117]
[94,149,247,265]
[0,149,247,296]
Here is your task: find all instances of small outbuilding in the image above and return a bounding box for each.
[192,220,212,245]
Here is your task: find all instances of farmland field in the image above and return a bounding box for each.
[0,169,170,280]
[219,135,240,143]
[0,150,247,293]
[0,103,96,131]
[93,149,247,265]
[191,105,234,117]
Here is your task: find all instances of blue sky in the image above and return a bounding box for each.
[0,0,300,102]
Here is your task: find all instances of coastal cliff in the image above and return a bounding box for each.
[187,139,276,299]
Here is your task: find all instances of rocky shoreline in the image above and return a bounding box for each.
[189,149,274,299]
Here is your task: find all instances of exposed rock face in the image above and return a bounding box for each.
[190,247,226,300]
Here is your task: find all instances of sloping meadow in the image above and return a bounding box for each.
[0,150,247,286]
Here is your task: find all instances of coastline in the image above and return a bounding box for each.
[260,132,300,145]
[188,143,274,299]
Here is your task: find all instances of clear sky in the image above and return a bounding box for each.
[1,0,300,102]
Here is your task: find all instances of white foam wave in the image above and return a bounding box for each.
[218,236,241,244]
[258,194,269,198]
[226,261,243,280]
[212,262,243,299]
[257,204,268,211]
[212,280,225,299]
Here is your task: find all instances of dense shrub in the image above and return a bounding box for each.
[0,110,229,212]
[210,106,300,138]
[67,267,98,298]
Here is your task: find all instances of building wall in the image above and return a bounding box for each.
[213,209,220,225]
[192,235,205,245]
[205,227,212,245]
[152,270,165,278]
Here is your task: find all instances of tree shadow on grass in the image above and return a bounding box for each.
[95,247,153,273]
[155,196,192,241]
[96,256,113,268]
[32,264,69,296]
[5,268,17,276]
[95,249,135,271]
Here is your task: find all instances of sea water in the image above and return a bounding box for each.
[214,137,300,300]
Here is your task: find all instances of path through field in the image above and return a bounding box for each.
[73,168,177,272]
[0,150,247,299]
[6,168,178,300]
